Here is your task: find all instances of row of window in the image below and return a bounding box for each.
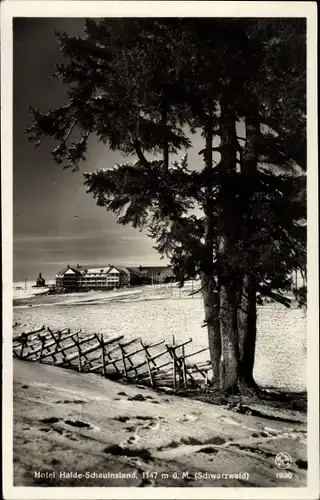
[57,278,125,283]
[79,277,119,281]
[56,274,130,288]
[78,281,119,285]
[82,274,119,277]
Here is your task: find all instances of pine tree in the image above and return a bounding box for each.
[26,18,306,395]
[235,19,306,393]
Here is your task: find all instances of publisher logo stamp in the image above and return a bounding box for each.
[275,452,292,469]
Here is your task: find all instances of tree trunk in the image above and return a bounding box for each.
[201,104,222,388]
[162,101,169,171]
[237,111,261,396]
[219,279,240,393]
[201,274,221,387]
[218,99,240,393]
[237,274,260,395]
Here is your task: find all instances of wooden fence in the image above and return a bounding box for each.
[12,325,212,390]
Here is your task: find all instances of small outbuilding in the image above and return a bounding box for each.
[36,273,46,287]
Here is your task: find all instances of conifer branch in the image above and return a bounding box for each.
[132,139,151,169]
[63,120,78,142]
[188,280,208,296]
[258,285,292,308]
[198,147,221,156]
[34,134,45,148]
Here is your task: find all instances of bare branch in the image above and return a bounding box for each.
[258,285,292,308]
[64,120,78,142]
[34,134,45,147]
[133,139,151,169]
[188,279,212,297]
[198,147,221,156]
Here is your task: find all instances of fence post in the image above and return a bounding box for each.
[76,331,82,372]
[146,355,154,387]
[38,335,45,363]
[172,336,176,389]
[119,343,128,380]
[101,333,107,377]
[123,350,139,378]
[19,334,27,359]
[140,341,155,387]
[182,346,187,389]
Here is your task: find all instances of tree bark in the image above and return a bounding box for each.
[219,278,240,393]
[217,99,240,393]
[237,111,261,396]
[237,274,259,395]
[201,105,222,389]
[162,101,169,171]
[201,274,221,387]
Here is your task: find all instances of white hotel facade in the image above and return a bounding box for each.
[78,267,122,289]
[56,265,130,291]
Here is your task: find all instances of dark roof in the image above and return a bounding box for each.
[56,266,84,276]
[56,264,173,278]
[113,265,131,275]
[126,267,145,278]
[79,264,130,274]
[127,266,173,278]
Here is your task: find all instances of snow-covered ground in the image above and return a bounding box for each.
[13,282,53,299]
[12,280,194,301]
[11,283,308,489]
[12,282,307,392]
[13,358,307,487]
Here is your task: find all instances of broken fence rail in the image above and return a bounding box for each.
[12,325,212,389]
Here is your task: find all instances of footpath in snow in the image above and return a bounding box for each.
[13,359,307,488]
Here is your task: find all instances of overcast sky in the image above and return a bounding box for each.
[13,18,224,282]
[13,18,235,281]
